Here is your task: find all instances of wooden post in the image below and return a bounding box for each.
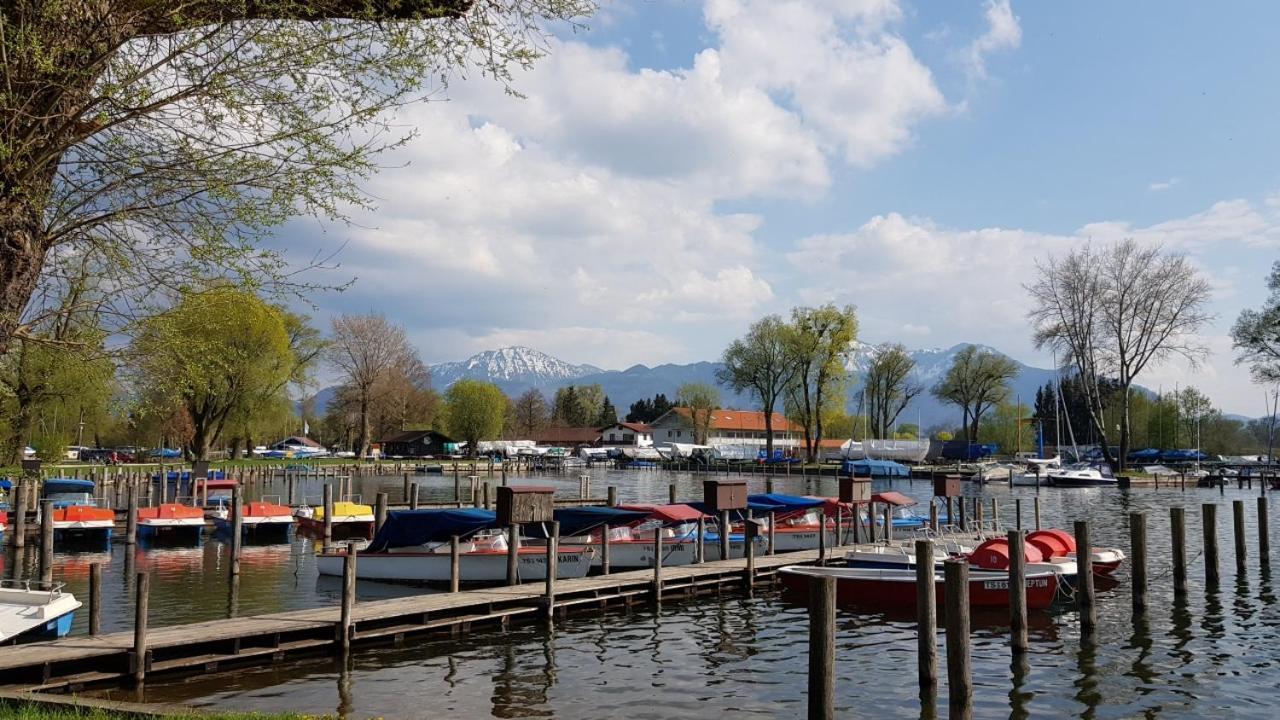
[1203,503,1219,587]
[944,559,972,718]
[375,492,388,535]
[601,521,611,575]
[1015,498,1022,531]
[744,517,756,594]
[1033,497,1041,531]
[469,476,480,508]
[322,483,334,551]
[1008,530,1027,654]
[133,572,150,684]
[915,540,937,702]
[768,511,776,555]
[1233,499,1247,574]
[696,515,706,564]
[39,499,53,584]
[1130,512,1147,614]
[719,510,730,563]
[958,495,966,532]
[991,498,999,532]
[402,473,410,503]
[817,506,827,566]
[766,477,774,494]
[506,524,519,586]
[652,521,663,601]
[929,501,938,533]
[868,501,878,544]
[89,561,102,636]
[545,521,559,619]
[409,482,419,510]
[668,483,677,505]
[882,503,893,544]
[230,485,243,578]
[1260,495,1271,571]
[1075,520,1096,631]
[975,500,984,532]
[807,574,836,720]
[11,481,25,548]
[449,536,461,593]
[340,542,356,652]
[1171,506,1188,596]
[454,474,462,508]
[607,486,617,507]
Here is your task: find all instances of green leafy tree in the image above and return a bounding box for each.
[717,315,802,458]
[132,288,298,460]
[445,379,506,457]
[677,382,720,445]
[862,344,922,439]
[0,1,592,354]
[597,396,618,426]
[932,345,1019,442]
[784,304,857,460]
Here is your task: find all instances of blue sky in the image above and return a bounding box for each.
[282,1,1280,415]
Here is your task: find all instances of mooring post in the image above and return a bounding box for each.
[1171,507,1188,596]
[39,499,53,584]
[1075,520,1097,631]
[402,473,410,503]
[1008,530,1027,654]
[469,476,480,508]
[807,574,836,720]
[409,482,419,510]
[1234,499,1247,574]
[652,521,663,601]
[1203,503,1219,587]
[123,485,136,544]
[766,477,775,494]
[668,483,677,505]
[1130,512,1147,614]
[1260,495,1271,571]
[883,503,893,544]
[89,561,102,636]
[719,510,731,563]
[322,483,334,551]
[133,571,150,685]
[546,521,559,619]
[1015,498,1022,531]
[696,515,706,564]
[375,492,388,535]
[230,485,243,578]
[744,518,756,594]
[768,511,777,555]
[868,501,878,544]
[1033,497,1041,531]
[817,507,827,566]
[975,500,984,532]
[991,498,1000,532]
[915,540,937,703]
[11,481,25,548]
[601,521,611,575]
[507,524,519,585]
[958,496,966,532]
[340,542,356,652]
[930,501,939,533]
[450,536,461,593]
[454,474,462,508]
[944,559,973,719]
[607,486,617,507]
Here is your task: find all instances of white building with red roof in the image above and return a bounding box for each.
[649,408,801,451]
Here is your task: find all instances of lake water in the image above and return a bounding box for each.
[13,468,1280,719]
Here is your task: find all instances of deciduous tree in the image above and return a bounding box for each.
[717,316,801,458]
[444,379,506,457]
[677,382,720,445]
[784,304,857,460]
[1232,261,1280,383]
[932,345,1019,442]
[326,313,425,457]
[862,344,922,439]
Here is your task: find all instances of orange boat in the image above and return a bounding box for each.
[213,500,293,543]
[52,505,115,545]
[137,503,206,543]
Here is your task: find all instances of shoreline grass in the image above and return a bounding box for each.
[1,699,324,720]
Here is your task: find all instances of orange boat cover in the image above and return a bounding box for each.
[138,503,204,520]
[969,537,1046,570]
[1026,529,1076,559]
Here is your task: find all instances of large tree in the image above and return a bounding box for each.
[1028,241,1211,469]
[326,313,425,457]
[784,304,857,461]
[508,388,549,438]
[717,315,801,458]
[932,345,1019,443]
[1232,260,1280,383]
[861,344,922,439]
[0,1,589,354]
[677,382,720,445]
[444,379,506,457]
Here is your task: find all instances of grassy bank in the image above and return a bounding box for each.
[0,699,323,720]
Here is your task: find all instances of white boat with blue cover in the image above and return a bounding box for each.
[1046,462,1117,487]
[0,580,81,644]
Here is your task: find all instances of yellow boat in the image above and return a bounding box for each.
[295,499,376,539]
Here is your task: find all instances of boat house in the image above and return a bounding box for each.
[530,427,602,449]
[380,430,455,458]
[649,408,801,452]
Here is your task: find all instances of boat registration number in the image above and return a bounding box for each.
[981,577,1051,590]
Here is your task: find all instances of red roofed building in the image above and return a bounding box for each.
[649,408,801,450]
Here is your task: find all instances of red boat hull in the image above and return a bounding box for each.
[780,567,1060,610]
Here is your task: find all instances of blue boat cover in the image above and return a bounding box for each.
[842,459,910,478]
[522,507,649,539]
[1127,448,1162,461]
[43,478,95,494]
[747,493,826,513]
[153,470,227,482]
[367,506,650,551]
[0,479,10,490]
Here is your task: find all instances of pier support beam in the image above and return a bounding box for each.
[133,572,150,685]
[340,542,357,653]
[915,540,937,705]
[807,574,836,720]
[1075,520,1096,632]
[39,499,53,584]
[1171,507,1188,596]
[944,559,972,719]
[1130,513,1147,614]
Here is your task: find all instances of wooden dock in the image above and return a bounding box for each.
[0,545,852,693]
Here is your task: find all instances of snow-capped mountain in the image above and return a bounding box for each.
[429,347,602,392]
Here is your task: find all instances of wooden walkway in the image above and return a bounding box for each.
[0,545,839,693]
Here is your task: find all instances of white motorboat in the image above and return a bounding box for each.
[0,580,81,644]
[1046,462,1117,487]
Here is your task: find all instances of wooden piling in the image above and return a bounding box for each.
[944,559,972,718]
[719,510,730,563]
[817,507,827,566]
[1203,503,1219,587]
[230,485,243,578]
[915,540,937,702]
[601,521,611,575]
[652,521,663,601]
[506,524,519,586]
[1075,520,1096,631]
[402,473,410,503]
[991,498,999,531]
[807,574,836,720]
[929,501,939,533]
[322,483,334,551]
[1260,496,1271,571]
[449,536,460,593]
[12,481,26,548]
[340,542,356,652]
[696,515,706,564]
[39,499,53,584]
[668,483,677,505]
[1130,512,1147,614]
[1233,499,1247,574]
[409,482,419,510]
[89,562,102,636]
[883,503,893,544]
[768,511,776,555]
[1171,507,1188,596]
[375,492,388,535]
[454,475,462,508]
[607,486,617,507]
[133,572,150,684]
[545,521,559,619]
[1008,530,1027,654]
[1033,497,1041,531]
[1015,498,1022,531]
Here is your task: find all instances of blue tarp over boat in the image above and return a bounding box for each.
[42,478,95,494]
[842,459,910,478]
[747,493,826,513]
[367,506,648,552]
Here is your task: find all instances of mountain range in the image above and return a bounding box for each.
[311,344,1064,430]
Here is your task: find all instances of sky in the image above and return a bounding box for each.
[275,0,1280,416]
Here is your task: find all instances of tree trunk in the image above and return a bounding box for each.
[189,412,211,461]
[357,391,371,458]
[763,404,775,459]
[1118,387,1132,472]
[5,394,34,466]
[0,200,49,356]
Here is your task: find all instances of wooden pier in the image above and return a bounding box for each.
[0,544,863,693]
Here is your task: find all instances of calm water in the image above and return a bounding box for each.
[14,469,1280,718]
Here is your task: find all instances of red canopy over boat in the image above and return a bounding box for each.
[138,503,204,521]
[871,491,916,507]
[618,503,705,524]
[203,478,238,490]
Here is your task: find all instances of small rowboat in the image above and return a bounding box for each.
[779,564,1061,610]
[136,503,205,543]
[0,580,81,644]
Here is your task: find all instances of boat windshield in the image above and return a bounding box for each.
[45,492,92,507]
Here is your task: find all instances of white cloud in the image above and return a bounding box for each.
[1148,177,1180,192]
[964,0,1022,82]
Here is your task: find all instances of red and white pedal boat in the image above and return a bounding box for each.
[780,563,1061,610]
[315,533,595,582]
[137,503,205,537]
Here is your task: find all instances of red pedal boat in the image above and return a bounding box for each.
[779,564,1061,610]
